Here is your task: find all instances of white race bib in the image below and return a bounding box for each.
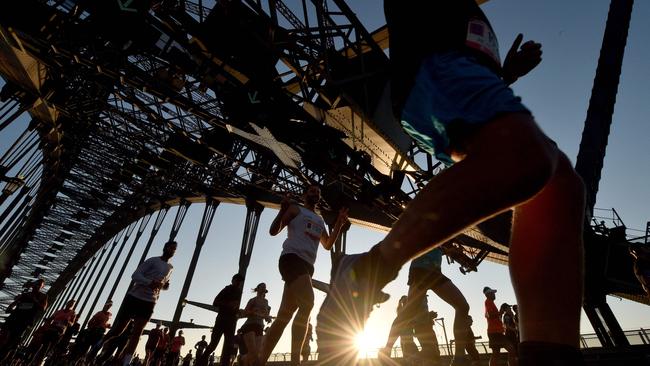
[466,18,500,66]
[304,218,323,240]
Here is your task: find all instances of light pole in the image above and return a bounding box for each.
[0,175,24,205]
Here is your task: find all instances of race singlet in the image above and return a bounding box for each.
[17,302,35,310]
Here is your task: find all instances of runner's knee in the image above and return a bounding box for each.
[275,309,293,325]
[454,297,470,315]
[479,116,559,199]
[508,139,557,200]
[296,296,314,312]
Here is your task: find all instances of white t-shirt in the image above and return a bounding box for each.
[281,206,326,266]
[128,257,173,303]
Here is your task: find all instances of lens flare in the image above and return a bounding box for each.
[355,330,377,358]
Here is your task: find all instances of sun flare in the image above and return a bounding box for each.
[355,330,380,357]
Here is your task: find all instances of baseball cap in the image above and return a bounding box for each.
[483,286,497,295]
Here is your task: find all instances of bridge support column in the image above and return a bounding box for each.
[167,200,192,242]
[102,212,154,303]
[77,221,138,321]
[72,233,123,306]
[0,187,32,252]
[82,214,151,327]
[574,0,635,346]
[0,99,27,133]
[237,199,264,280]
[584,296,629,347]
[169,199,220,337]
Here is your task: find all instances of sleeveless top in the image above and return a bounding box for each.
[243,296,270,327]
[281,206,326,265]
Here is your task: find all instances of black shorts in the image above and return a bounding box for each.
[488,332,512,350]
[154,348,166,358]
[279,254,314,284]
[2,315,30,336]
[145,341,158,352]
[86,327,106,345]
[42,326,65,345]
[407,267,451,291]
[114,294,155,322]
[240,323,264,336]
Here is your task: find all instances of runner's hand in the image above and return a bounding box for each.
[502,33,542,84]
[149,279,163,290]
[336,207,349,225]
[280,195,292,211]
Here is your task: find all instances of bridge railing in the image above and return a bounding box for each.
[259,327,650,362]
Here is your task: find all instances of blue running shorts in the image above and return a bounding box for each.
[401,51,530,165]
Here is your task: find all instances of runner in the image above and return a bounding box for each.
[261,184,348,365]
[502,303,519,351]
[51,316,80,362]
[463,315,481,366]
[152,327,170,366]
[0,278,48,362]
[31,299,77,365]
[316,1,585,365]
[22,322,49,364]
[630,246,650,301]
[168,330,185,366]
[240,283,272,366]
[484,288,517,366]
[70,300,113,363]
[98,240,177,365]
[512,304,520,339]
[195,274,244,366]
[194,334,208,361]
[379,295,419,362]
[233,328,246,365]
[401,247,472,365]
[99,320,135,364]
[181,350,193,366]
[144,322,163,366]
[411,295,441,365]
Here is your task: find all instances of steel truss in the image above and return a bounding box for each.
[0,0,502,311]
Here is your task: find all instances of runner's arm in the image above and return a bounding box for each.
[269,204,299,236]
[213,287,229,308]
[131,259,153,286]
[162,272,171,290]
[320,208,349,250]
[243,298,255,317]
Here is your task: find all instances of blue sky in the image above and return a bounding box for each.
[1,0,649,359]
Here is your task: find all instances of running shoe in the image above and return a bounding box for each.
[316,250,394,365]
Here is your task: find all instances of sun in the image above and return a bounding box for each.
[355,330,380,358]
